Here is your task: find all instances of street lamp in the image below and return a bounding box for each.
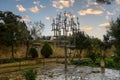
[52,11,80,71]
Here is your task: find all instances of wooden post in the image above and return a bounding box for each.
[100,58,105,73]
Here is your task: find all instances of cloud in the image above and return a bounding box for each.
[105,16,109,20]
[16,4,26,12]
[116,0,120,5]
[52,0,75,9]
[33,1,40,5]
[40,5,46,9]
[70,0,75,5]
[29,6,39,13]
[59,0,69,7]
[52,1,64,9]
[65,13,76,18]
[78,8,103,16]
[99,22,110,27]
[80,26,92,31]
[78,10,86,16]
[87,0,98,6]
[16,0,24,1]
[106,11,114,15]
[21,15,31,22]
[45,16,53,20]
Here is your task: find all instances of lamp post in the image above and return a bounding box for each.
[52,11,80,71]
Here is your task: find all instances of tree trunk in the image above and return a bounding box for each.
[11,43,14,58]
[79,49,82,60]
[11,32,14,59]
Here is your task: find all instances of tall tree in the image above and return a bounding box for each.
[101,34,111,58]
[108,16,120,57]
[30,21,45,40]
[0,11,31,58]
[90,37,103,56]
[0,11,21,58]
[75,31,91,58]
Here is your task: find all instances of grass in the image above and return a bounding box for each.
[71,57,120,70]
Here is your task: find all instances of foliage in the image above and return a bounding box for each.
[113,56,120,63]
[108,16,120,57]
[22,68,37,80]
[29,21,45,40]
[0,11,32,58]
[0,57,33,64]
[71,57,120,70]
[87,52,98,62]
[29,48,38,58]
[71,59,92,66]
[90,37,103,53]
[41,43,53,58]
[75,31,91,58]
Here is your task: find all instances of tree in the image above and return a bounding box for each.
[17,21,32,58]
[0,11,21,58]
[30,21,45,40]
[90,37,102,53]
[29,48,38,58]
[75,31,91,58]
[101,34,111,58]
[108,16,120,58]
[87,52,97,62]
[0,11,31,58]
[41,43,53,58]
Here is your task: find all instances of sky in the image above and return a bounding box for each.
[0,0,120,40]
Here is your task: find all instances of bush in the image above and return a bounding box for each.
[29,48,38,58]
[71,59,92,66]
[113,56,120,63]
[41,43,53,58]
[22,68,37,80]
[87,52,97,62]
[105,60,114,68]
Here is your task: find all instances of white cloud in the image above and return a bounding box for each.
[52,0,75,9]
[40,5,46,9]
[78,10,86,16]
[87,0,98,6]
[70,0,75,5]
[21,15,31,22]
[60,0,69,7]
[29,6,39,13]
[99,22,110,27]
[116,0,120,5]
[45,16,52,20]
[52,1,63,9]
[80,26,92,31]
[107,11,114,15]
[16,4,26,12]
[33,1,40,5]
[105,16,109,20]
[78,8,103,16]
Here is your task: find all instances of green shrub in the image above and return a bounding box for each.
[87,52,97,62]
[113,56,120,63]
[71,59,92,66]
[105,60,114,68]
[41,43,53,58]
[22,68,37,80]
[29,48,38,58]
